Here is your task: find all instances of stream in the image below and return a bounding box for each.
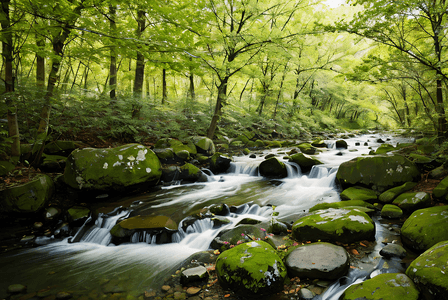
[0,133,415,299]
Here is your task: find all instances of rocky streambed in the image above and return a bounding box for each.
[0,133,448,300]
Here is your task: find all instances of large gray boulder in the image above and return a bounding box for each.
[285,242,349,280]
[406,241,448,299]
[0,174,54,213]
[215,240,287,297]
[336,154,420,192]
[64,144,162,191]
[401,205,448,252]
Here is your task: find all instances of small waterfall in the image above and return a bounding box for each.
[227,161,259,176]
[79,209,130,245]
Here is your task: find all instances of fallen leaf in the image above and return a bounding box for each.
[224,294,231,298]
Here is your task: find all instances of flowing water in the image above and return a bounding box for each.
[0,133,415,299]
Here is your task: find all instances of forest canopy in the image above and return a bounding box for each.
[1,0,447,164]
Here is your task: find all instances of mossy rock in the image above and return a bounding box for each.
[216,240,287,297]
[378,182,418,203]
[0,174,54,213]
[191,136,215,156]
[210,225,268,251]
[381,204,403,219]
[340,273,419,300]
[64,144,162,191]
[154,138,197,156]
[235,134,250,145]
[392,192,430,213]
[44,140,77,155]
[336,154,420,192]
[179,163,207,183]
[153,148,175,162]
[297,143,317,155]
[0,160,15,176]
[401,205,448,252]
[175,149,191,161]
[243,148,251,155]
[311,139,327,148]
[375,143,396,154]
[67,206,91,223]
[340,186,377,203]
[259,157,287,179]
[409,153,440,172]
[429,165,448,179]
[309,200,375,213]
[254,140,265,147]
[266,140,282,149]
[335,140,348,149]
[209,152,232,174]
[433,175,448,199]
[406,241,448,299]
[292,208,375,244]
[288,153,323,173]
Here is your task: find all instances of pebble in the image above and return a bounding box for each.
[186,287,201,295]
[298,288,315,299]
[161,285,171,292]
[173,291,186,299]
[7,284,27,294]
[380,243,407,259]
[56,291,73,299]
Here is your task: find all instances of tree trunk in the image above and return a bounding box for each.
[162,68,167,104]
[133,10,145,98]
[36,35,45,89]
[0,0,20,160]
[207,77,228,139]
[109,5,117,102]
[187,72,195,101]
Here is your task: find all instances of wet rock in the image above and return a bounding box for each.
[208,203,230,216]
[309,200,375,213]
[211,216,231,228]
[297,143,317,155]
[209,153,232,174]
[392,192,430,213]
[380,204,403,219]
[378,182,417,203]
[433,175,448,200]
[175,149,191,161]
[179,163,207,183]
[67,206,90,225]
[292,208,375,244]
[380,243,407,259]
[0,174,54,213]
[56,291,73,299]
[288,153,323,173]
[216,240,287,297]
[191,136,215,156]
[267,219,288,234]
[298,288,315,299]
[401,205,448,252]
[285,242,350,280]
[375,143,395,154]
[340,273,419,300]
[210,225,267,251]
[311,140,327,148]
[44,140,77,156]
[154,148,176,163]
[186,287,201,296]
[406,240,448,299]
[155,138,197,156]
[7,284,27,294]
[40,154,67,172]
[44,206,61,222]
[335,140,348,149]
[429,165,448,179]
[237,218,262,225]
[180,266,208,285]
[259,157,288,178]
[64,144,162,191]
[336,154,420,192]
[340,186,377,203]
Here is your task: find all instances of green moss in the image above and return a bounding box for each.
[254,140,265,147]
[433,176,448,199]
[309,201,375,213]
[392,192,430,212]
[341,273,419,300]
[381,204,403,219]
[379,182,418,203]
[340,186,377,202]
[288,153,323,173]
[259,157,287,178]
[297,143,317,155]
[375,143,396,154]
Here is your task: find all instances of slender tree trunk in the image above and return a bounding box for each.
[133,10,145,98]
[109,5,117,102]
[239,78,250,102]
[207,77,228,139]
[187,71,195,101]
[36,35,45,89]
[162,68,167,104]
[1,0,20,160]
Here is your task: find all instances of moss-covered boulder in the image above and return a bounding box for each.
[64,144,162,191]
[209,153,232,174]
[178,163,207,183]
[378,182,418,203]
[285,242,349,280]
[191,136,215,156]
[340,186,377,203]
[67,206,91,225]
[215,241,287,297]
[288,153,323,173]
[340,273,419,300]
[110,215,177,244]
[335,140,348,149]
[375,143,396,154]
[0,174,54,213]
[406,241,448,299]
[401,205,448,252]
[433,175,448,200]
[154,138,197,156]
[0,160,15,176]
[392,192,431,213]
[292,208,375,244]
[336,155,420,192]
[311,139,327,148]
[309,200,375,213]
[259,157,287,179]
[297,143,317,155]
[381,204,403,219]
[44,140,78,156]
[210,225,268,251]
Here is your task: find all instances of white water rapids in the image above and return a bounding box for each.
[0,133,414,298]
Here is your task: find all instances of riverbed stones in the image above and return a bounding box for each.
[378,182,417,203]
[401,205,448,252]
[288,153,323,173]
[180,266,208,285]
[215,240,287,297]
[340,186,377,203]
[7,284,27,294]
[292,208,375,244]
[335,140,348,149]
[380,243,407,259]
[0,174,54,213]
[64,144,162,191]
[309,200,375,212]
[297,143,317,155]
[285,242,349,280]
[374,143,396,154]
[392,192,431,212]
[406,240,448,299]
[210,225,268,251]
[336,154,420,192]
[179,163,207,183]
[340,273,419,300]
[380,204,403,219]
[433,175,448,200]
[191,136,215,156]
[259,157,287,178]
[209,153,231,174]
